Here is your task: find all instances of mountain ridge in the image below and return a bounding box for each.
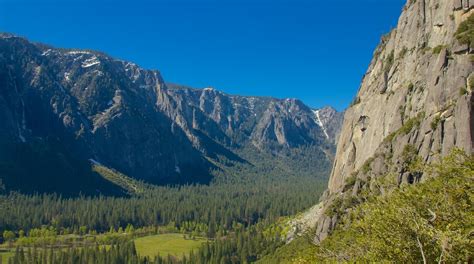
[0,33,343,194]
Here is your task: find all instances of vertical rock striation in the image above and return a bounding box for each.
[0,35,343,194]
[313,0,474,242]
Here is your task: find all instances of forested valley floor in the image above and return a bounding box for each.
[0,148,329,264]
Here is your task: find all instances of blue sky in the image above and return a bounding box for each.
[0,0,405,111]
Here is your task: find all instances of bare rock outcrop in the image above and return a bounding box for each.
[313,0,474,243]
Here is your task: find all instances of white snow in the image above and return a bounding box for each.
[67,51,92,55]
[82,56,100,68]
[313,110,329,139]
[124,62,141,82]
[124,62,137,68]
[41,49,52,56]
[64,72,71,81]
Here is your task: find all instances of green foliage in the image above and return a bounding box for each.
[459,86,468,96]
[324,196,344,217]
[2,230,15,242]
[401,144,424,174]
[0,145,329,237]
[400,112,424,134]
[455,13,474,48]
[398,46,408,59]
[407,82,414,92]
[0,145,331,263]
[344,174,357,189]
[384,112,425,143]
[384,50,395,73]
[257,236,317,264]
[187,223,284,263]
[361,157,375,174]
[432,45,447,54]
[92,164,145,194]
[8,241,144,264]
[315,149,474,263]
[134,233,206,259]
[431,115,441,130]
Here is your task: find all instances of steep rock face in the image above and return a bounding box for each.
[312,106,343,144]
[165,84,339,155]
[313,0,474,242]
[0,35,343,194]
[0,35,211,190]
[252,99,326,150]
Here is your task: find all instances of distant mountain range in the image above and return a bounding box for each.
[0,33,343,195]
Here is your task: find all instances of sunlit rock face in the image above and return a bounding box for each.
[0,34,342,193]
[313,0,474,242]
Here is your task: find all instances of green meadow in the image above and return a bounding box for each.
[134,233,207,259]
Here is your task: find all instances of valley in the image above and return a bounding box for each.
[0,0,473,263]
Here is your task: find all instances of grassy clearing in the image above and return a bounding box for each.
[92,164,145,194]
[134,233,207,259]
[0,248,14,263]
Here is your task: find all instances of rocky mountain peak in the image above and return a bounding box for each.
[0,35,343,194]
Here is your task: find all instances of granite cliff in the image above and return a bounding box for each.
[311,0,474,242]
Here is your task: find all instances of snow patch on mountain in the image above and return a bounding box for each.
[68,51,92,55]
[41,49,52,56]
[82,56,100,68]
[313,109,329,139]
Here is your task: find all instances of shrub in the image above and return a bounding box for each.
[344,174,358,188]
[325,197,344,217]
[455,13,474,48]
[399,112,424,135]
[384,51,395,73]
[432,45,447,54]
[459,87,468,96]
[383,112,425,143]
[316,149,474,263]
[398,47,408,59]
[431,115,441,130]
[361,157,375,174]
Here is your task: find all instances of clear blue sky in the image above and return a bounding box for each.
[0,0,405,111]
